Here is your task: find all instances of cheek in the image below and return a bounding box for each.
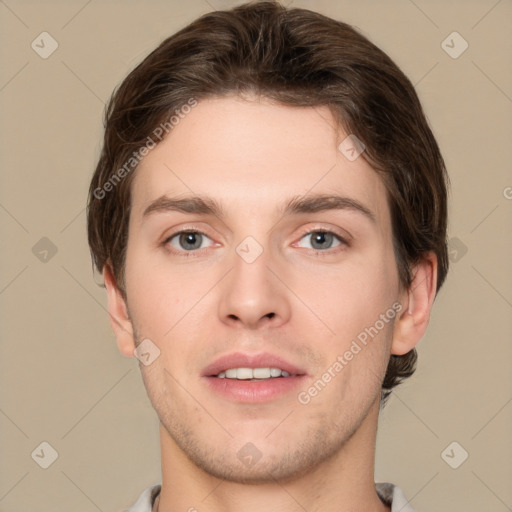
[125,245,216,350]
[293,247,399,341]
[126,273,185,339]
[124,238,176,338]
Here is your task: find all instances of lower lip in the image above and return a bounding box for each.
[203,375,307,403]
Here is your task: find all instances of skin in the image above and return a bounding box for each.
[104,95,437,512]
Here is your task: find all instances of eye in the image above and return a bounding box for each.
[164,230,213,253]
[296,230,346,252]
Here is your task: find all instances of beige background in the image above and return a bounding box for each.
[1,0,511,511]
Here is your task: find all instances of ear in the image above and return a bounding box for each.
[103,263,136,358]
[391,252,438,355]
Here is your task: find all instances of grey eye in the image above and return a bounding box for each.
[167,231,212,251]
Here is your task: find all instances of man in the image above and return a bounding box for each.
[87,2,448,511]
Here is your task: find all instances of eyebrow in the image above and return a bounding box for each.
[142,193,376,224]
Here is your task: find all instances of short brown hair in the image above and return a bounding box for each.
[87,0,449,404]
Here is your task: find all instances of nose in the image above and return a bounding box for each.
[217,243,291,330]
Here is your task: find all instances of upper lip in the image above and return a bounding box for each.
[201,352,307,377]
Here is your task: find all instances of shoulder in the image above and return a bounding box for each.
[376,482,417,512]
[126,482,416,511]
[124,484,161,512]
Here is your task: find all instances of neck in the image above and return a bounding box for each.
[155,399,389,512]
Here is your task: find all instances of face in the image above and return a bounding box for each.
[122,96,404,483]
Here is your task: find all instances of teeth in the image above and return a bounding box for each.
[253,368,271,379]
[236,368,253,380]
[216,367,292,379]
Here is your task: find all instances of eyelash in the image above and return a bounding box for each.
[295,228,349,253]
[162,227,349,258]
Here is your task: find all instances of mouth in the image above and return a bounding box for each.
[215,367,295,380]
[202,352,307,403]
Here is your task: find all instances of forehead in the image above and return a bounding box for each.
[131,96,389,226]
